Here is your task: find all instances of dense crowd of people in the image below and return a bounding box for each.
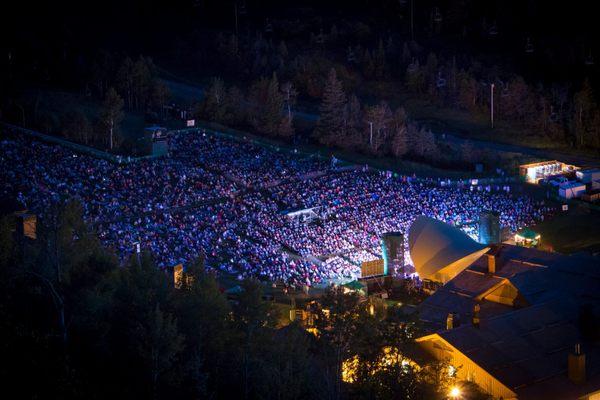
[1,129,554,288]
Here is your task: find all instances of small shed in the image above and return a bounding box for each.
[144,126,169,156]
[576,169,600,190]
[558,181,586,199]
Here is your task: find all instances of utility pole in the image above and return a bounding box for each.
[109,118,114,150]
[410,0,415,41]
[234,3,239,36]
[490,83,495,129]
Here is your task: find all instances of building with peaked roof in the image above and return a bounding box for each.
[414,238,600,400]
[408,216,489,284]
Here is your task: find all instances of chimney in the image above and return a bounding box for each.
[486,245,501,274]
[486,254,496,274]
[446,313,454,330]
[472,303,481,328]
[568,344,586,385]
[446,313,460,330]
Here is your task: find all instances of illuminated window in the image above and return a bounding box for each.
[448,365,457,377]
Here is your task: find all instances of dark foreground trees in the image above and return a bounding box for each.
[1,199,484,399]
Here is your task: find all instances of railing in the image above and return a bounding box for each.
[1,122,161,164]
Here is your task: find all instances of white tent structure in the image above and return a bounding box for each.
[286,207,323,226]
[409,216,489,283]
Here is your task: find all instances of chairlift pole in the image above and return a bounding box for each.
[234,3,239,37]
[490,83,495,129]
[410,0,415,41]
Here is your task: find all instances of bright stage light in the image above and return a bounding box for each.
[449,386,461,399]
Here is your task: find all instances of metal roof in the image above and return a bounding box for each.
[408,216,487,281]
[417,244,600,398]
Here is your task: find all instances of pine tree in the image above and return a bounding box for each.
[100,87,124,150]
[401,42,411,66]
[373,39,387,80]
[247,77,270,132]
[315,68,347,145]
[344,94,364,150]
[116,57,134,109]
[573,78,596,147]
[424,53,439,97]
[151,81,171,119]
[264,73,284,136]
[407,123,436,159]
[390,107,409,157]
[278,115,294,138]
[138,304,184,398]
[174,257,231,398]
[63,110,91,145]
[460,140,476,165]
[132,56,154,111]
[362,49,375,78]
[225,85,245,125]
[405,60,424,93]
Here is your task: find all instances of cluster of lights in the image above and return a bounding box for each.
[341,347,411,383]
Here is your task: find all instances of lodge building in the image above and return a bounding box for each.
[409,217,600,400]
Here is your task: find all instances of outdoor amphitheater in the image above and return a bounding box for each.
[1,128,554,288]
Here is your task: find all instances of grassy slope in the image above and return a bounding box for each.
[533,205,600,254]
[21,89,146,145]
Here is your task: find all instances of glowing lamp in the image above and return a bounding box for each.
[449,386,461,399]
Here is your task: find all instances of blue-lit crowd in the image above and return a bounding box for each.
[1,130,554,288]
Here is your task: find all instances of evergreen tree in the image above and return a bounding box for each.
[391,107,409,158]
[62,110,92,145]
[315,68,347,146]
[264,73,284,136]
[109,252,182,398]
[311,286,361,400]
[137,303,184,399]
[373,39,387,80]
[248,77,270,131]
[406,60,424,93]
[116,57,135,109]
[175,257,232,398]
[232,279,278,398]
[100,87,124,150]
[460,140,477,165]
[224,85,245,125]
[573,78,597,147]
[261,324,324,400]
[132,56,154,111]
[151,81,171,119]
[344,94,364,150]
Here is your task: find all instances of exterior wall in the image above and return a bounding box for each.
[417,335,517,400]
[431,248,490,284]
[484,282,519,306]
[576,171,600,184]
[584,390,600,400]
[559,185,587,199]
